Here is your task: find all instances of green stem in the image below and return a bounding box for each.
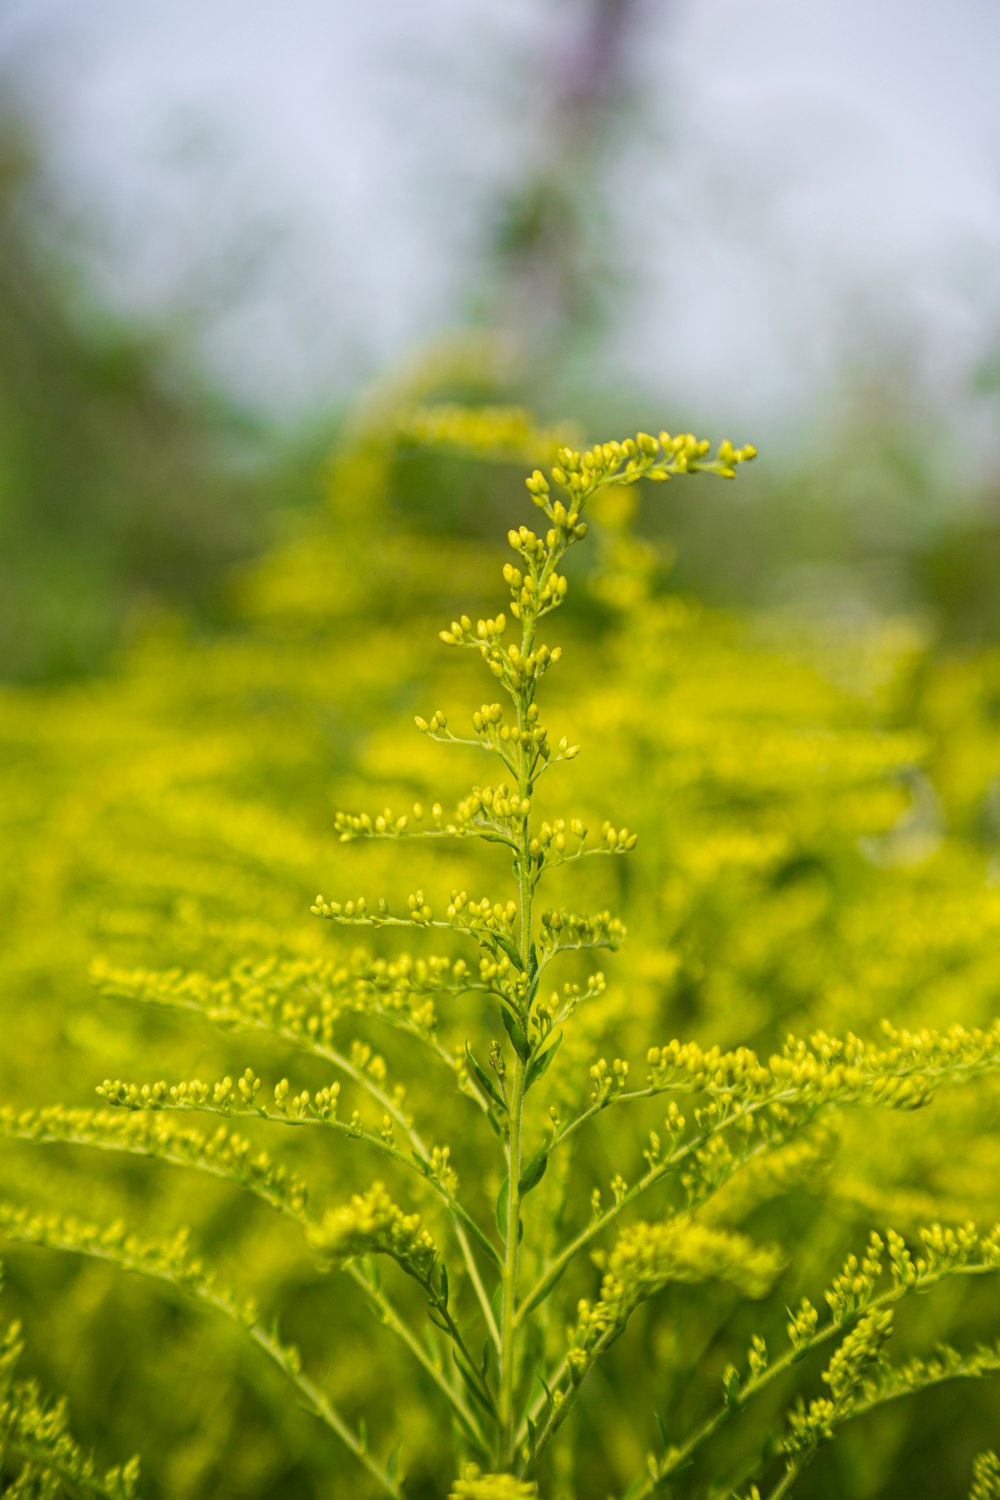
[103,996,503,1347]
[516,1353,569,1452]
[1,1218,403,1500]
[495,595,547,1466]
[764,1463,802,1500]
[249,1322,404,1498]
[350,1264,489,1453]
[72,1097,499,1275]
[499,1051,527,1464]
[518,1103,805,1326]
[522,1324,619,1480]
[427,1287,499,1419]
[0,1108,491,1450]
[629,1260,1000,1499]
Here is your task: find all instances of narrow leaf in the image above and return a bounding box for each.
[518,1143,549,1197]
[456,1359,498,1418]
[723,1364,742,1409]
[520,1257,570,1318]
[493,933,525,970]
[496,1176,509,1238]
[501,1007,530,1062]
[525,1030,563,1092]
[466,1041,506,1110]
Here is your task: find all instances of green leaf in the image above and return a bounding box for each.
[525,1030,563,1092]
[386,1445,402,1483]
[760,1429,781,1463]
[455,1358,498,1418]
[519,1257,570,1319]
[466,1041,506,1110]
[496,1176,509,1238]
[493,932,525,970]
[501,1006,530,1062]
[518,1143,549,1196]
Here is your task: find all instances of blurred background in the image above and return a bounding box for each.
[2,0,999,681]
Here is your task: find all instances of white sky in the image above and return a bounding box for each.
[1,0,999,455]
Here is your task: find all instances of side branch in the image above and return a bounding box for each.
[91,965,504,1338]
[87,1085,501,1272]
[630,1228,1000,1498]
[0,1105,489,1448]
[0,1203,404,1500]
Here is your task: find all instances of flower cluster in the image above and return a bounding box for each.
[449,1466,538,1499]
[568,1219,781,1376]
[0,1281,142,1500]
[309,1183,438,1285]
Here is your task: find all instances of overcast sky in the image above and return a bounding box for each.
[2,0,999,456]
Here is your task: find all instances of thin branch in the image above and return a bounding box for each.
[100,984,503,1346]
[519,1104,812,1325]
[88,1094,500,1275]
[0,1108,489,1449]
[630,1261,1000,1499]
[0,1212,403,1500]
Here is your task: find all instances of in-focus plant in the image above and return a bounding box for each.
[3,424,1000,1498]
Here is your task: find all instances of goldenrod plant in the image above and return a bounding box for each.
[0,1265,141,1497]
[3,418,1000,1498]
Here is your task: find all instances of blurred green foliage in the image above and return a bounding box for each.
[0,123,293,682]
[1,343,999,1497]
[5,92,1000,690]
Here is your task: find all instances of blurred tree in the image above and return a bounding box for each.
[0,118,276,681]
[485,0,646,355]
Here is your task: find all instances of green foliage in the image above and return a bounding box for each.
[1,368,999,1498]
[0,129,278,683]
[0,1266,141,1498]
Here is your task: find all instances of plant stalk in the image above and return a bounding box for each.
[498,1050,527,1464]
